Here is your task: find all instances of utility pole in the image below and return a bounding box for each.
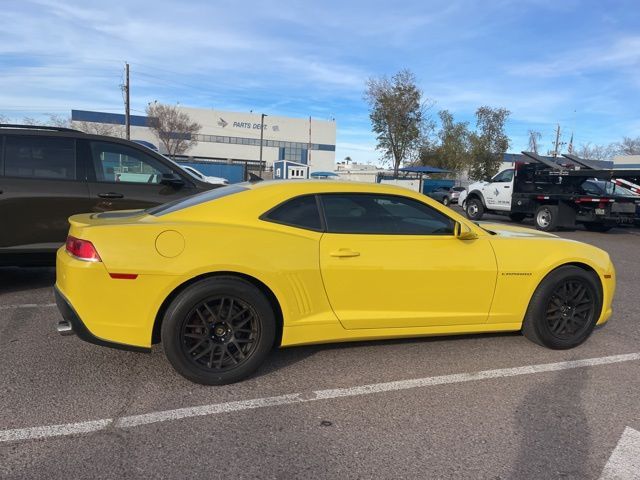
[258,113,267,177]
[124,62,130,140]
[552,123,561,157]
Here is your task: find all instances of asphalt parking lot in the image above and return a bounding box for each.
[1,213,639,479]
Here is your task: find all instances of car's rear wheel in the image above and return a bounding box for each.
[443,196,450,206]
[522,266,601,349]
[465,198,484,220]
[162,277,275,385]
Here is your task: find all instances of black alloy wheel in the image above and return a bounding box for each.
[544,280,595,341]
[522,266,601,349]
[181,296,260,371]
[162,277,276,385]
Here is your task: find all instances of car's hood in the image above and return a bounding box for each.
[478,222,558,238]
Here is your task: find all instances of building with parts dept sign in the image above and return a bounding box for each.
[71,107,337,175]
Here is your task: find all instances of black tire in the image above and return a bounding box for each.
[522,266,601,349]
[442,196,450,206]
[583,223,612,233]
[465,197,484,220]
[534,205,558,231]
[509,213,526,222]
[161,276,276,385]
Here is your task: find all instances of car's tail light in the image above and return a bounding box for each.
[65,236,102,262]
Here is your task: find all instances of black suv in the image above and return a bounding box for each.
[0,125,216,266]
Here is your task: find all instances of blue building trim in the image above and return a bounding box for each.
[72,109,148,127]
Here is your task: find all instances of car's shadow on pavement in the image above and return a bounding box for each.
[508,362,592,479]
[252,331,523,381]
[0,266,55,296]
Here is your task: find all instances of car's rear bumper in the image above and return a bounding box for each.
[55,246,169,351]
[54,286,150,352]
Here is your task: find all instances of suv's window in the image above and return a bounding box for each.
[4,136,75,180]
[262,195,322,231]
[321,194,455,235]
[90,141,172,184]
[491,169,514,183]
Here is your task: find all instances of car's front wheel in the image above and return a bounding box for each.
[442,196,450,206]
[161,277,276,385]
[522,266,601,349]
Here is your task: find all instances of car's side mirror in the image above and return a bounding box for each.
[455,222,478,240]
[160,172,185,187]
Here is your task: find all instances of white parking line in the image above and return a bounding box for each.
[0,303,56,310]
[1,352,639,443]
[599,427,640,479]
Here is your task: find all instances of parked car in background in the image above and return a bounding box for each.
[448,186,466,204]
[0,124,218,266]
[181,165,229,185]
[427,186,452,205]
[458,188,468,208]
[427,186,464,206]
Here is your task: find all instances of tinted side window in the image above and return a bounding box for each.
[4,136,75,180]
[90,141,171,184]
[262,195,322,231]
[321,194,454,235]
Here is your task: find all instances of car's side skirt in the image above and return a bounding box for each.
[280,322,523,347]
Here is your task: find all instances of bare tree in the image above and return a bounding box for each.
[527,130,542,154]
[364,69,431,175]
[145,102,201,157]
[576,143,617,162]
[615,136,640,156]
[73,121,123,137]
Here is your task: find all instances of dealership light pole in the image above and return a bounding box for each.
[258,113,267,177]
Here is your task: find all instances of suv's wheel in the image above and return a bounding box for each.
[534,205,558,231]
[583,223,612,233]
[465,198,484,220]
[509,213,526,223]
[442,196,450,206]
[161,277,276,385]
[522,266,601,349]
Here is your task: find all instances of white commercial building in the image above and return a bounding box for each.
[71,107,337,174]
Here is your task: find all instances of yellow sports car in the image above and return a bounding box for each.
[55,181,616,384]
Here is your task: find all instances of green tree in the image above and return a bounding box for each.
[364,69,428,175]
[468,106,510,180]
[419,110,471,173]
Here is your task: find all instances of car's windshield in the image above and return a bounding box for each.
[583,180,638,197]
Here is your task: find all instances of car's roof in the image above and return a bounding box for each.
[243,179,425,196]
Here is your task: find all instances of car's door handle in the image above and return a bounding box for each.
[330,249,360,258]
[504,186,510,189]
[97,192,124,199]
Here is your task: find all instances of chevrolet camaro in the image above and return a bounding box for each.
[55,181,616,384]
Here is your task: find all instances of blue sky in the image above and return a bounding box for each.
[1,0,639,164]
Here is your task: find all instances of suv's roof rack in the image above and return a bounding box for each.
[0,123,81,133]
